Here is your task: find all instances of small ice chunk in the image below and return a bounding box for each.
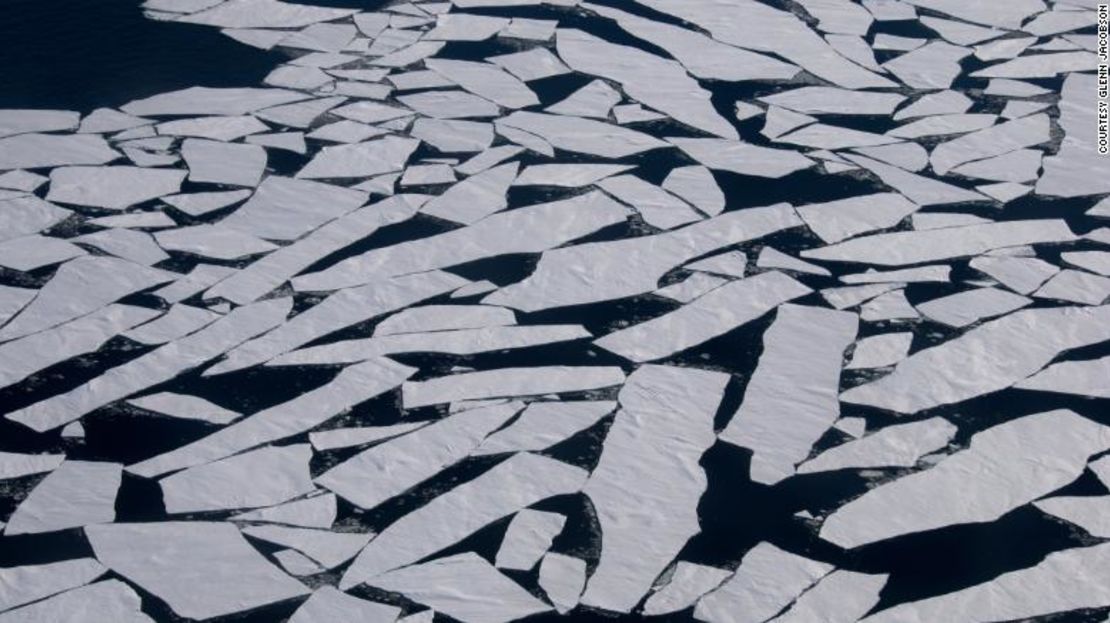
[365,553,551,623]
[402,366,624,409]
[860,289,918,321]
[160,444,314,514]
[917,287,1032,327]
[288,587,400,623]
[846,332,913,369]
[0,558,106,613]
[930,114,1050,175]
[425,59,537,109]
[297,135,419,180]
[770,570,888,623]
[242,525,371,569]
[802,219,1075,266]
[973,51,1095,80]
[376,304,515,335]
[757,246,830,276]
[500,17,557,41]
[496,509,567,570]
[761,106,819,140]
[162,188,250,216]
[86,521,309,620]
[181,138,266,187]
[400,164,456,186]
[71,228,168,265]
[873,33,925,50]
[340,453,588,588]
[893,90,971,120]
[123,304,220,344]
[1035,495,1110,538]
[797,417,956,474]
[0,170,46,192]
[834,417,867,438]
[489,47,570,81]
[596,272,811,363]
[669,137,814,178]
[220,175,367,241]
[317,401,521,509]
[247,131,306,154]
[977,181,1033,203]
[0,234,85,272]
[397,90,497,119]
[0,580,152,623]
[0,133,119,170]
[642,562,731,616]
[6,297,290,432]
[475,400,614,456]
[498,111,668,158]
[0,109,79,138]
[882,41,970,89]
[581,365,728,612]
[821,410,1110,548]
[514,164,631,188]
[155,224,277,260]
[822,283,902,310]
[912,212,991,230]
[47,166,186,210]
[456,145,524,175]
[411,118,494,153]
[655,272,730,303]
[842,265,952,284]
[686,250,747,278]
[797,192,918,244]
[889,114,997,140]
[662,166,724,216]
[1034,269,1110,305]
[0,451,65,480]
[231,493,337,529]
[128,392,240,424]
[719,304,858,484]
[545,79,620,119]
[539,553,586,614]
[5,461,120,535]
[176,0,357,28]
[156,114,268,141]
[695,543,833,623]
[1017,356,1110,399]
[309,422,426,451]
[421,162,516,224]
[598,174,702,230]
[970,255,1059,294]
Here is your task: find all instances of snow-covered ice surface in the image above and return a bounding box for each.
[0,0,1108,620]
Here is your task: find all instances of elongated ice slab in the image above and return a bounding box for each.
[695,542,833,623]
[5,461,121,535]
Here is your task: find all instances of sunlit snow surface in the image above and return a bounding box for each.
[0,0,1108,621]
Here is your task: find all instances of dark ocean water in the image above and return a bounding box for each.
[1,1,1109,622]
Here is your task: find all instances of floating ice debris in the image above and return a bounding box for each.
[973,51,1095,79]
[862,542,1110,622]
[310,422,427,452]
[1034,269,1110,305]
[60,422,85,439]
[585,3,798,82]
[761,107,818,140]
[643,562,731,616]
[247,131,306,154]
[231,493,337,529]
[5,461,120,535]
[0,235,83,272]
[87,521,309,620]
[597,272,811,363]
[888,114,996,140]
[421,162,516,224]
[1035,495,1110,538]
[397,90,498,119]
[0,452,64,481]
[242,525,371,569]
[0,198,70,244]
[977,181,1033,203]
[155,224,276,260]
[180,138,266,187]
[88,211,176,229]
[770,570,888,623]
[121,86,306,118]
[797,417,955,474]
[403,366,624,408]
[822,283,902,310]
[983,79,1051,98]
[371,41,448,68]
[487,204,802,312]
[951,149,1042,183]
[545,79,620,119]
[822,410,1110,548]
[1039,75,1110,197]
[514,164,632,187]
[580,365,727,612]
[0,109,79,138]
[834,417,867,438]
[795,0,873,34]
[489,47,570,82]
[127,392,239,425]
[411,118,494,153]
[969,255,1059,294]
[669,138,814,178]
[686,250,747,278]
[0,285,33,326]
[846,332,913,369]
[297,135,419,180]
[634,0,893,89]
[122,304,220,345]
[873,34,926,51]
[365,553,551,623]
[0,170,46,192]
[456,145,524,176]
[220,176,367,242]
[825,34,884,72]
[974,36,1037,61]
[71,228,168,265]
[6,297,291,432]
[425,13,507,40]
[901,0,1043,29]
[719,304,857,484]
[495,124,555,156]
[797,192,919,244]
[893,90,972,121]
[0,133,120,170]
[655,272,729,303]
[399,164,456,186]
[597,175,702,230]
[556,29,736,139]
[160,444,314,514]
[760,87,904,116]
[498,111,668,158]
[1017,356,1110,399]
[919,15,1004,45]
[0,558,106,613]
[842,305,1110,413]
[916,287,1032,327]
[376,304,515,336]
[0,580,152,623]
[130,357,414,478]
[661,166,724,216]
[474,400,613,455]
[500,17,557,40]
[539,553,586,614]
[1001,100,1051,120]
[695,543,833,623]
[495,509,567,570]
[288,587,400,623]
[46,165,186,211]
[425,59,538,109]
[803,219,1075,266]
[757,247,831,276]
[341,453,588,587]
[318,401,521,509]
[177,0,357,28]
[256,95,347,129]
[930,114,1049,175]
[161,188,250,217]
[0,256,171,342]
[153,264,237,304]
[155,114,268,141]
[853,142,928,172]
[294,191,628,291]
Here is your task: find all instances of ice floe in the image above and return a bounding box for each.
[495,509,567,570]
[5,461,121,535]
[797,417,955,474]
[695,542,833,623]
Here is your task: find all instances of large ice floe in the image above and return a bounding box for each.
[1,0,1109,620]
